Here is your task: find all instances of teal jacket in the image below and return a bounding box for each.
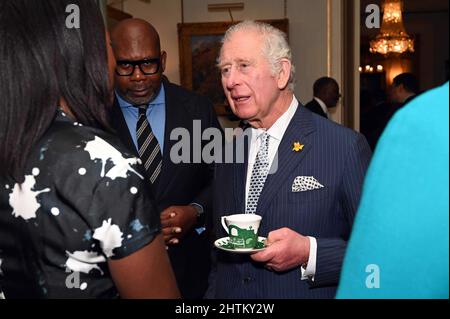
[337,82,449,299]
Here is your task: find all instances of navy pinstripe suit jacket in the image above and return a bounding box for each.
[207,104,372,299]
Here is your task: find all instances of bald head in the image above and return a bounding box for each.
[111,18,161,53]
[111,19,167,106]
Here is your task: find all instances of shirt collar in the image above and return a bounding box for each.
[313,97,328,116]
[116,83,166,109]
[251,95,299,142]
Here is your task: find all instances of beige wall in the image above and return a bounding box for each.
[184,0,285,22]
[121,0,347,125]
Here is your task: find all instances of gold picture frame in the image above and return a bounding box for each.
[178,19,289,116]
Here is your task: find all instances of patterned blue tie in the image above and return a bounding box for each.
[246,132,270,214]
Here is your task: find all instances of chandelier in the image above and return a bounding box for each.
[370,0,414,55]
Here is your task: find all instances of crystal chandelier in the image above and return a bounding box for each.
[370,0,414,55]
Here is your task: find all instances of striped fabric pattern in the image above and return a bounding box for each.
[136,105,162,185]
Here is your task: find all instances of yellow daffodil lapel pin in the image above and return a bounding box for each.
[292,141,304,152]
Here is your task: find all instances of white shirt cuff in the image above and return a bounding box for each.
[300,236,317,281]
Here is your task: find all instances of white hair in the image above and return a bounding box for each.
[220,20,296,91]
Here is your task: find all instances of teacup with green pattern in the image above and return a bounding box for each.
[221,214,262,249]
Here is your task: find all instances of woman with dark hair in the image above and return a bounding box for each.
[0,0,179,298]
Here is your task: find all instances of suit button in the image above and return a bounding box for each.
[243,277,252,284]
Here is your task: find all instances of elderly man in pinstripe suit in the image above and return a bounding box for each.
[207,21,372,299]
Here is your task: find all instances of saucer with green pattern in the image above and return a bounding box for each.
[214,236,267,254]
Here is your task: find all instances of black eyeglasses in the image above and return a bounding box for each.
[115,58,161,76]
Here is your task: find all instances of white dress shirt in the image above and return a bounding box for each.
[245,96,317,280]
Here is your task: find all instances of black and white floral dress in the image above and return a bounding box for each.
[0,110,160,298]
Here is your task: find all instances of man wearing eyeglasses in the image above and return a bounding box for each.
[110,19,221,299]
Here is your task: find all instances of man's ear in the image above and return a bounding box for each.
[277,59,292,90]
[161,51,167,73]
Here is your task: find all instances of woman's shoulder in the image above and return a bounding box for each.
[44,112,135,160]
[32,112,143,183]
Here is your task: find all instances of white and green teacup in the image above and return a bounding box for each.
[221,214,262,249]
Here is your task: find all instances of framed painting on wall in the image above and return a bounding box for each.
[178,19,289,116]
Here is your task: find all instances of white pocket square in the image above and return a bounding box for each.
[292,176,324,192]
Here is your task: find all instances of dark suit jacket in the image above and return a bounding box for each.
[109,79,222,299]
[208,104,372,299]
[305,99,328,118]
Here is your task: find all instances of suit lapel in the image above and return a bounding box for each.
[256,105,316,218]
[156,82,188,199]
[232,130,251,213]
